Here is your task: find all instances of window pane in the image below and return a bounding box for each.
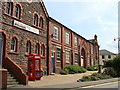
[26,41,31,54]
[74,37,77,46]
[11,38,17,52]
[108,55,111,59]
[35,43,39,54]
[65,32,70,44]
[56,48,61,61]
[53,26,59,40]
[14,5,20,18]
[34,14,38,26]
[41,45,45,56]
[75,53,79,63]
[40,17,43,28]
[66,51,70,63]
[6,2,12,15]
[102,55,104,59]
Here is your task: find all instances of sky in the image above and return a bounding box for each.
[44,0,119,54]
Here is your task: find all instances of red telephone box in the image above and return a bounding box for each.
[28,54,41,81]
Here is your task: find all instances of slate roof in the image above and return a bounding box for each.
[99,49,116,55]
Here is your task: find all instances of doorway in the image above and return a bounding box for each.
[0,32,4,68]
[81,48,86,68]
[51,52,55,73]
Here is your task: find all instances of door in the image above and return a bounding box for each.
[51,52,55,73]
[0,33,3,68]
[81,56,84,67]
[81,48,86,68]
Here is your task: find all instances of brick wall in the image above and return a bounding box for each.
[0,69,7,89]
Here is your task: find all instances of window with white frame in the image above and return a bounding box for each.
[11,37,17,52]
[74,37,77,46]
[56,48,61,61]
[53,26,59,40]
[75,53,79,64]
[65,32,70,44]
[66,51,70,63]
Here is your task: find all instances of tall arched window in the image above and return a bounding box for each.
[11,37,17,52]
[34,14,38,26]
[39,17,43,28]
[14,5,21,18]
[41,44,45,56]
[26,41,31,54]
[6,2,12,15]
[35,43,40,54]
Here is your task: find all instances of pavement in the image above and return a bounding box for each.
[9,71,119,89]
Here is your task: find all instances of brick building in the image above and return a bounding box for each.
[47,17,99,74]
[0,1,48,75]
[0,0,99,83]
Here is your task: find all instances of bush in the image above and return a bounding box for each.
[112,56,120,77]
[105,60,113,67]
[80,75,91,82]
[87,65,98,71]
[80,73,112,82]
[60,69,69,75]
[64,65,86,74]
[103,67,118,77]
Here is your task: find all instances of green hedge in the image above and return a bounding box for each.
[60,65,86,75]
[87,65,98,71]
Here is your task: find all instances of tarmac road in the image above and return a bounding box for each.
[71,81,119,90]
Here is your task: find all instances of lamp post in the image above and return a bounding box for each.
[114,38,120,55]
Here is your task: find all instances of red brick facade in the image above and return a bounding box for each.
[47,17,99,74]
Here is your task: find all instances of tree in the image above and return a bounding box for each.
[112,55,120,77]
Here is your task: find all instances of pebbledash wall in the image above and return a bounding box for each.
[1,1,48,75]
[1,1,99,75]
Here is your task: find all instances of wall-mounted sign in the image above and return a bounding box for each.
[13,20,39,34]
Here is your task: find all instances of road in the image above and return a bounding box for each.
[70,81,120,90]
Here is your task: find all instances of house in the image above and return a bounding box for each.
[99,49,116,65]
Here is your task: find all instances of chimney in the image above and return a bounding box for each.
[94,34,97,40]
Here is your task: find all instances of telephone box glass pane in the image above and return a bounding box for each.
[36,60,40,77]
[29,60,32,73]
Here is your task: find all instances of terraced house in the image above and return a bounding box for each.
[0,0,99,87]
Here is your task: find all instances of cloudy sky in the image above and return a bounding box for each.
[44,0,119,53]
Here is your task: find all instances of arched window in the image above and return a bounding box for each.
[6,2,12,15]
[26,41,31,54]
[11,37,17,52]
[35,43,40,54]
[39,17,43,28]
[14,5,21,18]
[41,44,45,56]
[34,14,38,26]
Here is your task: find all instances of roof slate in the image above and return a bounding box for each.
[99,49,116,55]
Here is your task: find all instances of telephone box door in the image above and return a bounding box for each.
[28,59,35,81]
[35,59,41,80]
